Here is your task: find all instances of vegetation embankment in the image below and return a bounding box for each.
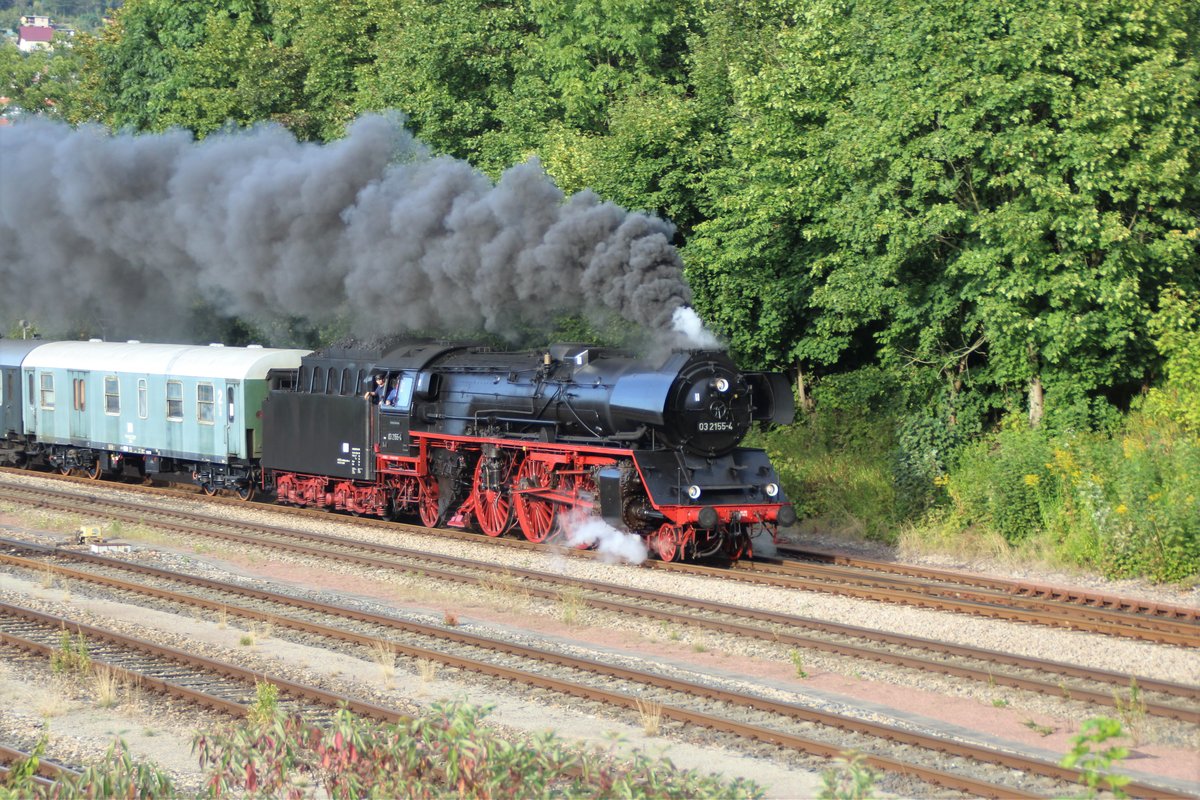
[762,289,1200,582]
[0,693,1144,800]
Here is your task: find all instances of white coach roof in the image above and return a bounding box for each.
[22,341,311,380]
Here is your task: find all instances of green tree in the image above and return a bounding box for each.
[81,0,285,134]
[354,0,539,171]
[689,0,1200,424]
[0,39,91,121]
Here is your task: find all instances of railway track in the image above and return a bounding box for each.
[1,477,1197,722]
[0,743,79,791]
[2,469,1196,648]
[1,532,1196,726]
[3,546,1195,798]
[0,600,407,729]
[722,548,1200,646]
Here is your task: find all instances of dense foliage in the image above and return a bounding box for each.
[2,0,1197,577]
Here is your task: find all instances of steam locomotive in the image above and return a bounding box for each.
[1,337,796,562]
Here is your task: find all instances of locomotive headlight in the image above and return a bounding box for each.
[712,377,730,393]
[687,484,703,500]
[764,482,780,498]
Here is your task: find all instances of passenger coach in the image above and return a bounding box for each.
[12,340,307,496]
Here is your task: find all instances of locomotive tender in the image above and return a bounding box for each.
[1,336,796,561]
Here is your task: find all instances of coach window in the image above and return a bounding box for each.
[38,373,54,409]
[166,380,183,421]
[227,386,236,423]
[197,383,215,424]
[138,379,148,419]
[73,378,85,411]
[104,376,121,415]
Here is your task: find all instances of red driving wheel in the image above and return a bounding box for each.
[513,457,560,542]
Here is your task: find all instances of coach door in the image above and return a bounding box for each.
[225,382,241,457]
[69,370,88,441]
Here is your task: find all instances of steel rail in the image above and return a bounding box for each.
[727,554,1200,645]
[0,600,408,725]
[775,546,1200,622]
[2,538,1196,722]
[1,550,1194,798]
[3,470,1194,645]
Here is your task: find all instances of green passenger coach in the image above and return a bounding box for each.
[19,340,309,496]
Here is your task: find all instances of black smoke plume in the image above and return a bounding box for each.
[0,114,716,346]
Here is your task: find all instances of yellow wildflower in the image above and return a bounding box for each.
[1115,504,1128,515]
[1022,474,1041,486]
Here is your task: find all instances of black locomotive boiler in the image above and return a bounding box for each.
[262,341,796,561]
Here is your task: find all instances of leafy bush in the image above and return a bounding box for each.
[929,413,1199,581]
[1047,421,1200,582]
[943,423,1058,545]
[753,410,900,540]
[194,701,763,799]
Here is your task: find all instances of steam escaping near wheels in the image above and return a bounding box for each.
[557,509,649,566]
[1,114,721,349]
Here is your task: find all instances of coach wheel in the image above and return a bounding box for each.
[418,477,440,528]
[58,464,73,476]
[201,483,218,496]
[652,524,679,563]
[84,461,103,481]
[471,452,515,537]
[235,483,255,502]
[514,458,559,543]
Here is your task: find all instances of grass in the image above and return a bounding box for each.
[1113,679,1147,745]
[480,571,531,613]
[788,648,808,679]
[635,697,663,736]
[93,665,122,708]
[371,640,396,685]
[1023,719,1056,737]
[416,658,438,683]
[558,585,585,624]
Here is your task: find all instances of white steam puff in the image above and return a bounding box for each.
[0,114,718,346]
[671,306,722,349]
[557,509,648,565]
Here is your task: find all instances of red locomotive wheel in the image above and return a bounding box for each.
[418,477,440,528]
[652,524,679,562]
[513,457,559,543]
[471,453,514,537]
